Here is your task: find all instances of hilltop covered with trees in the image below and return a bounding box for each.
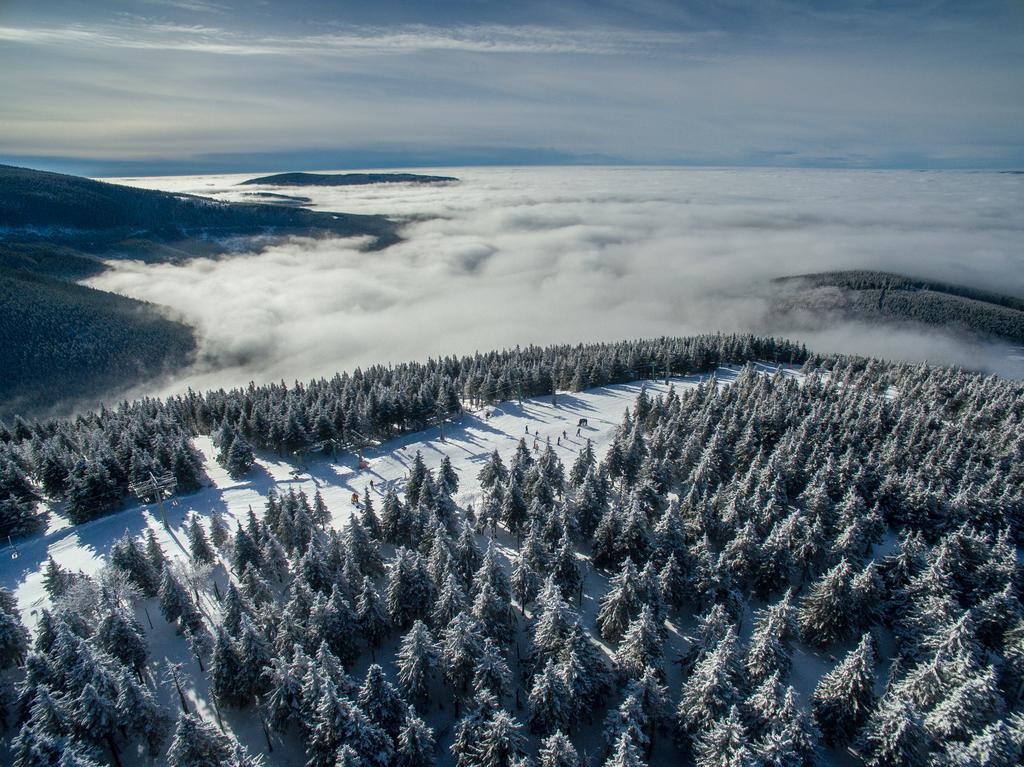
[240,172,458,187]
[0,334,804,537]
[0,348,1022,767]
[772,270,1024,344]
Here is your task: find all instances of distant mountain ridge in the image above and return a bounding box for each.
[773,269,1024,344]
[239,171,458,186]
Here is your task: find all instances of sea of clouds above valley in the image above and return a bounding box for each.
[89,166,1024,396]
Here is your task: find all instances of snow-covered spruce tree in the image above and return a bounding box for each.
[451,690,500,767]
[94,604,147,677]
[109,533,160,597]
[552,535,583,599]
[476,709,529,767]
[345,514,383,578]
[158,567,192,627]
[810,632,876,747]
[603,689,652,757]
[265,653,304,734]
[397,620,439,708]
[511,551,541,612]
[923,664,1005,744]
[676,626,743,742]
[224,433,255,479]
[538,730,580,767]
[187,515,216,565]
[440,612,484,694]
[603,731,646,767]
[531,576,573,668]
[528,657,572,735]
[386,548,435,629]
[439,454,460,495]
[166,710,242,767]
[472,580,514,648]
[210,626,249,708]
[613,605,664,681]
[597,558,642,643]
[115,665,169,756]
[478,450,509,497]
[473,636,512,700]
[797,558,854,648]
[745,669,785,737]
[857,694,932,767]
[500,474,528,539]
[694,705,757,767]
[397,705,436,767]
[0,586,30,669]
[936,712,1024,767]
[570,440,596,489]
[358,663,409,742]
[356,575,391,651]
[744,595,794,686]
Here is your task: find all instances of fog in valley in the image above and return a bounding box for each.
[89,166,1024,396]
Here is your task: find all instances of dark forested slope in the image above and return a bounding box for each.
[0,164,398,250]
[0,266,196,420]
[773,270,1024,344]
[0,164,404,419]
[240,171,458,186]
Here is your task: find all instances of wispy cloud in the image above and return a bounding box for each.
[0,21,708,57]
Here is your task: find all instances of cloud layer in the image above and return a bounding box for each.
[88,166,1024,397]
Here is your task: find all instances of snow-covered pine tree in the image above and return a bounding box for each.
[538,730,580,767]
[528,657,571,735]
[386,548,435,629]
[810,631,877,747]
[473,637,512,700]
[440,612,484,694]
[676,626,742,741]
[476,710,528,767]
[210,626,249,707]
[614,605,664,681]
[397,620,439,707]
[166,711,237,767]
[597,558,642,643]
[797,558,854,648]
[356,575,391,650]
[603,731,645,767]
[857,694,932,767]
[358,663,409,741]
[693,705,756,767]
[396,705,436,767]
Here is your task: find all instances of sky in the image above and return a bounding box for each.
[1,0,1023,173]
[87,167,1024,400]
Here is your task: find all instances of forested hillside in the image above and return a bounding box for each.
[0,165,398,249]
[0,163,406,420]
[0,335,803,538]
[0,351,1021,767]
[772,270,1024,344]
[0,267,196,423]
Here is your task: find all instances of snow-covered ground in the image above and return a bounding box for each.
[1,363,811,766]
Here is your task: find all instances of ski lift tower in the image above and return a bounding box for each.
[130,471,177,529]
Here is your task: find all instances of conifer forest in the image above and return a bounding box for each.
[1,335,1022,767]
